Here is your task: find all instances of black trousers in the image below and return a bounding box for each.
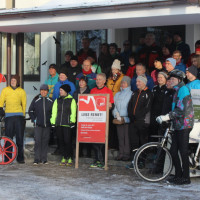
[170,128,191,179]
[93,144,105,163]
[129,121,149,158]
[5,116,25,162]
[56,126,72,159]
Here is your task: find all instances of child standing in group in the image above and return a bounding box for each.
[51,84,77,166]
[28,84,53,165]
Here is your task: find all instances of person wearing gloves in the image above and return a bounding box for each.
[28,84,54,165]
[156,69,194,185]
[127,74,153,169]
[51,84,76,166]
[0,75,26,163]
[107,59,124,97]
[112,76,133,161]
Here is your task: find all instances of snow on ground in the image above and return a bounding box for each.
[0,160,200,200]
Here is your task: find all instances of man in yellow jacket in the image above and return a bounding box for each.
[0,75,26,163]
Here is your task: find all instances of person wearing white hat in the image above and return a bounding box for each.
[107,59,124,97]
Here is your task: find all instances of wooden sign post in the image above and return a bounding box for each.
[75,94,109,170]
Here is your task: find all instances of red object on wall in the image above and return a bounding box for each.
[77,95,108,143]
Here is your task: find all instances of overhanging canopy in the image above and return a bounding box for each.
[0,0,199,33]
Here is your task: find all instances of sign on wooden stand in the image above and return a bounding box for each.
[75,94,109,170]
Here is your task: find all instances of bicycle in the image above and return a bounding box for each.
[0,116,18,165]
[133,121,200,182]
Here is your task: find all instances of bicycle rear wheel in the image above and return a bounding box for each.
[0,136,18,165]
[134,142,172,182]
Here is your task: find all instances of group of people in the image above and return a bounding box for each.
[0,32,200,186]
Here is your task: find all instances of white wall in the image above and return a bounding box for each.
[0,0,6,9]
[15,0,51,8]
[186,24,200,53]
[40,32,57,84]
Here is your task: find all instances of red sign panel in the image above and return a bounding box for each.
[77,95,108,143]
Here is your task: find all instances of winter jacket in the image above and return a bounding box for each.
[126,65,136,79]
[169,82,194,130]
[175,62,186,73]
[161,89,175,115]
[73,86,90,103]
[107,73,124,96]
[50,94,76,127]
[76,72,96,90]
[0,86,26,117]
[112,86,133,123]
[45,73,59,98]
[91,63,102,74]
[151,85,168,117]
[139,43,162,71]
[186,79,200,91]
[131,73,154,92]
[66,65,82,84]
[77,48,97,64]
[28,95,53,127]
[128,87,153,124]
[53,79,76,100]
[120,50,132,73]
[98,53,112,78]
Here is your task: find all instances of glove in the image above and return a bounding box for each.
[69,123,75,129]
[156,114,170,124]
[116,112,121,121]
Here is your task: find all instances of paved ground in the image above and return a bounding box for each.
[0,157,200,200]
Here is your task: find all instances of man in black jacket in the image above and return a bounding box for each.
[28,84,53,165]
[127,75,153,168]
[67,56,82,84]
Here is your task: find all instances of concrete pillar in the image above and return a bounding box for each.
[186,24,200,52]
[107,29,116,44]
[40,32,57,84]
[6,0,14,9]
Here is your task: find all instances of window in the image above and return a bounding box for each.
[24,32,40,81]
[0,33,16,75]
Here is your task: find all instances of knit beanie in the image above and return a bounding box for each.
[121,76,131,86]
[11,75,20,87]
[111,59,121,70]
[60,84,71,93]
[40,84,49,91]
[136,75,147,85]
[59,68,68,77]
[158,71,168,79]
[186,65,198,77]
[70,55,78,62]
[49,64,57,70]
[166,58,176,68]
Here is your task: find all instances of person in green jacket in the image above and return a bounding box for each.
[50,84,76,166]
[45,64,59,98]
[87,54,102,74]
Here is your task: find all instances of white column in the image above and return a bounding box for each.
[186,24,200,53]
[115,29,129,50]
[40,32,57,84]
[107,29,116,43]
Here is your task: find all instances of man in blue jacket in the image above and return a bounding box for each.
[186,65,200,90]
[53,69,76,100]
[172,50,186,73]
[131,63,154,92]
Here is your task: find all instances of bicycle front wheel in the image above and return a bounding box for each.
[133,142,172,182]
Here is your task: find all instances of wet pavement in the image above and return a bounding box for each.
[0,157,200,200]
